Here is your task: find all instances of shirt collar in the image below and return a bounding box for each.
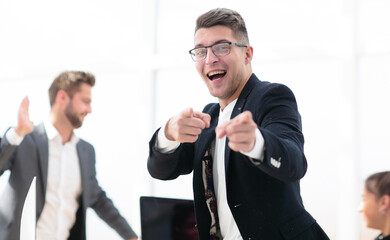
[44,120,79,145]
[218,99,238,125]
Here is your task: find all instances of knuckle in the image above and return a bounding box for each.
[177,117,184,125]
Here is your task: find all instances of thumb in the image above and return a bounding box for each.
[215,120,231,139]
[181,107,194,118]
[193,112,211,128]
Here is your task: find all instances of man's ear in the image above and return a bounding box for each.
[55,90,70,106]
[245,46,254,64]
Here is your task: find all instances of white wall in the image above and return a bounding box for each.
[1,0,389,239]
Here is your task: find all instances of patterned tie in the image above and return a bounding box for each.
[202,147,222,240]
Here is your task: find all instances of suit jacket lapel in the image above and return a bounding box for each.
[194,104,219,192]
[225,74,258,172]
[198,105,220,155]
[76,140,89,209]
[31,123,49,199]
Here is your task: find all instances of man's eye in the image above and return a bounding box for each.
[196,49,206,56]
[216,45,229,51]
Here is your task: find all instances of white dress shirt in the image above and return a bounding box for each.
[36,121,82,240]
[213,99,242,239]
[7,121,82,240]
[156,101,265,240]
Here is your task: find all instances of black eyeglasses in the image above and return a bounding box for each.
[189,41,248,62]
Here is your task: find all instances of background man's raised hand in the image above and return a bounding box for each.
[15,96,34,137]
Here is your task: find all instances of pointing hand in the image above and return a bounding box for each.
[215,111,257,152]
[165,108,211,143]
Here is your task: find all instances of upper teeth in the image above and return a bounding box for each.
[208,71,225,77]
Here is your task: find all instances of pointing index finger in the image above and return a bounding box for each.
[235,111,253,124]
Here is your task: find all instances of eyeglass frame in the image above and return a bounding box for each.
[188,41,248,62]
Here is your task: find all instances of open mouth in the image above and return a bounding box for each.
[207,70,226,81]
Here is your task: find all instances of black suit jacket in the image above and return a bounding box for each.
[0,123,137,240]
[148,74,328,240]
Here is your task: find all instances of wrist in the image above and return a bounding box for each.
[164,119,175,141]
[6,128,25,145]
[14,126,26,137]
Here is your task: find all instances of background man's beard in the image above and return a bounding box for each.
[65,104,83,128]
[66,113,83,128]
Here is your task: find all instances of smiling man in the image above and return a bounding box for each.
[0,71,137,240]
[147,8,329,240]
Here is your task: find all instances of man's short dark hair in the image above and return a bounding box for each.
[195,8,249,45]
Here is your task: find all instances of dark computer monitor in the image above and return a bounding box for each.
[140,196,199,240]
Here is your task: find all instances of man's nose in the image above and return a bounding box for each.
[205,48,218,64]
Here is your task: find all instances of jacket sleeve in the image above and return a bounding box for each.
[147,128,195,180]
[0,131,18,176]
[253,83,307,182]
[85,144,138,239]
[89,185,138,239]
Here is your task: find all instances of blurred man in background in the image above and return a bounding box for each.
[0,71,137,240]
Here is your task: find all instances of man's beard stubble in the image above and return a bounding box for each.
[64,102,83,129]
